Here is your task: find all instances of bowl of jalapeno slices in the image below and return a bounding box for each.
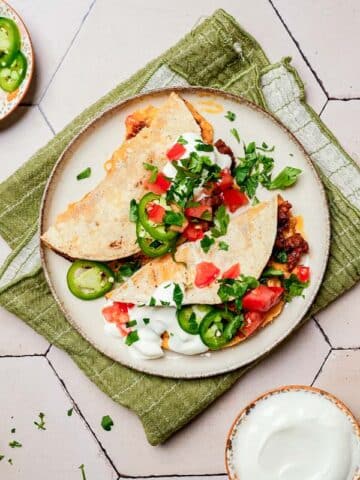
[0,0,33,120]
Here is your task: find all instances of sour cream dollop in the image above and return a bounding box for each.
[228,388,360,480]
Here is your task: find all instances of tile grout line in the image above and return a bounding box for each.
[46,356,120,478]
[328,97,360,101]
[312,316,332,347]
[318,99,328,117]
[311,348,332,386]
[0,353,46,358]
[267,0,329,98]
[38,104,56,135]
[38,0,97,106]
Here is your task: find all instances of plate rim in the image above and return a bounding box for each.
[39,86,331,379]
[0,0,35,120]
[225,384,360,480]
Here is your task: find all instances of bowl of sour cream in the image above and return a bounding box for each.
[225,385,360,480]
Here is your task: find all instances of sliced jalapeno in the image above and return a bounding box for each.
[136,221,174,258]
[67,260,115,300]
[199,309,243,350]
[177,305,212,335]
[138,192,177,242]
[0,51,27,92]
[0,17,20,68]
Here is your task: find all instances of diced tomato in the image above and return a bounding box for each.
[102,302,134,336]
[167,143,186,161]
[223,188,248,212]
[241,311,265,337]
[195,262,220,288]
[144,172,171,194]
[222,263,240,279]
[147,203,165,223]
[185,204,212,220]
[293,265,310,283]
[242,285,284,313]
[217,169,234,191]
[183,223,204,241]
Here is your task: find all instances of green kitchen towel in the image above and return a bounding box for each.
[0,10,359,446]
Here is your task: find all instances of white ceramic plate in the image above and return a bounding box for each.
[225,386,360,480]
[40,87,330,379]
[0,0,34,120]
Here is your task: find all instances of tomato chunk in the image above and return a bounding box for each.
[242,285,284,312]
[195,262,220,288]
[183,223,204,241]
[102,302,134,336]
[144,172,171,194]
[241,311,265,337]
[147,203,165,223]
[185,204,212,219]
[222,263,240,279]
[293,265,310,283]
[217,169,234,191]
[223,188,248,212]
[167,143,186,161]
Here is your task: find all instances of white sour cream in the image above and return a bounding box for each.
[229,389,360,480]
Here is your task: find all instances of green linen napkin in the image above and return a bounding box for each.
[0,10,359,445]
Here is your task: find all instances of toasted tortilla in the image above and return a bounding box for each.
[41,93,203,261]
[108,196,278,305]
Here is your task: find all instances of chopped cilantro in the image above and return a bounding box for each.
[34,412,46,431]
[0,455,4,461]
[230,128,241,143]
[116,261,141,282]
[218,241,229,251]
[256,142,275,152]
[218,275,259,310]
[126,320,137,328]
[211,205,230,238]
[284,274,309,302]
[252,196,260,206]
[67,408,73,417]
[173,283,184,309]
[160,300,170,306]
[8,459,12,465]
[261,267,284,278]
[143,318,150,325]
[201,209,212,221]
[143,162,158,183]
[11,428,15,434]
[200,235,215,253]
[177,135,188,145]
[195,143,214,152]
[76,167,91,180]
[275,250,288,263]
[164,210,185,227]
[9,440,22,448]
[79,464,87,480]
[225,111,236,121]
[268,167,302,190]
[149,297,156,306]
[129,199,138,222]
[125,331,139,346]
[101,415,114,432]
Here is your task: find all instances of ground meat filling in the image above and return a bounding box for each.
[274,199,309,271]
[214,138,236,169]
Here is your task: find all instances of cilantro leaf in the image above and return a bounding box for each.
[116,260,141,282]
[67,408,73,417]
[149,297,156,306]
[164,210,185,227]
[173,283,183,309]
[225,111,236,121]
[200,235,215,253]
[0,455,4,461]
[211,205,230,238]
[230,128,241,143]
[284,274,309,302]
[274,250,288,263]
[129,199,138,222]
[9,440,22,448]
[261,267,284,278]
[195,143,214,152]
[218,241,229,251]
[217,275,259,310]
[125,331,139,346]
[101,415,114,431]
[79,464,87,480]
[143,162,158,183]
[11,428,16,434]
[76,167,91,180]
[34,412,46,431]
[268,167,302,190]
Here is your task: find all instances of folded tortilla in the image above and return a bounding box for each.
[108,196,278,305]
[41,93,203,261]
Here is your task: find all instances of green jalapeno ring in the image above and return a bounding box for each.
[199,309,244,350]
[0,17,20,68]
[0,51,27,92]
[67,260,115,300]
[138,192,177,242]
[177,305,212,335]
[136,221,174,258]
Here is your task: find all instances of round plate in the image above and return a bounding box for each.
[225,385,360,480]
[0,0,34,120]
[40,87,330,379]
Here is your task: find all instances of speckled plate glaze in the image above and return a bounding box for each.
[40,87,330,379]
[225,385,360,480]
[0,0,34,120]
